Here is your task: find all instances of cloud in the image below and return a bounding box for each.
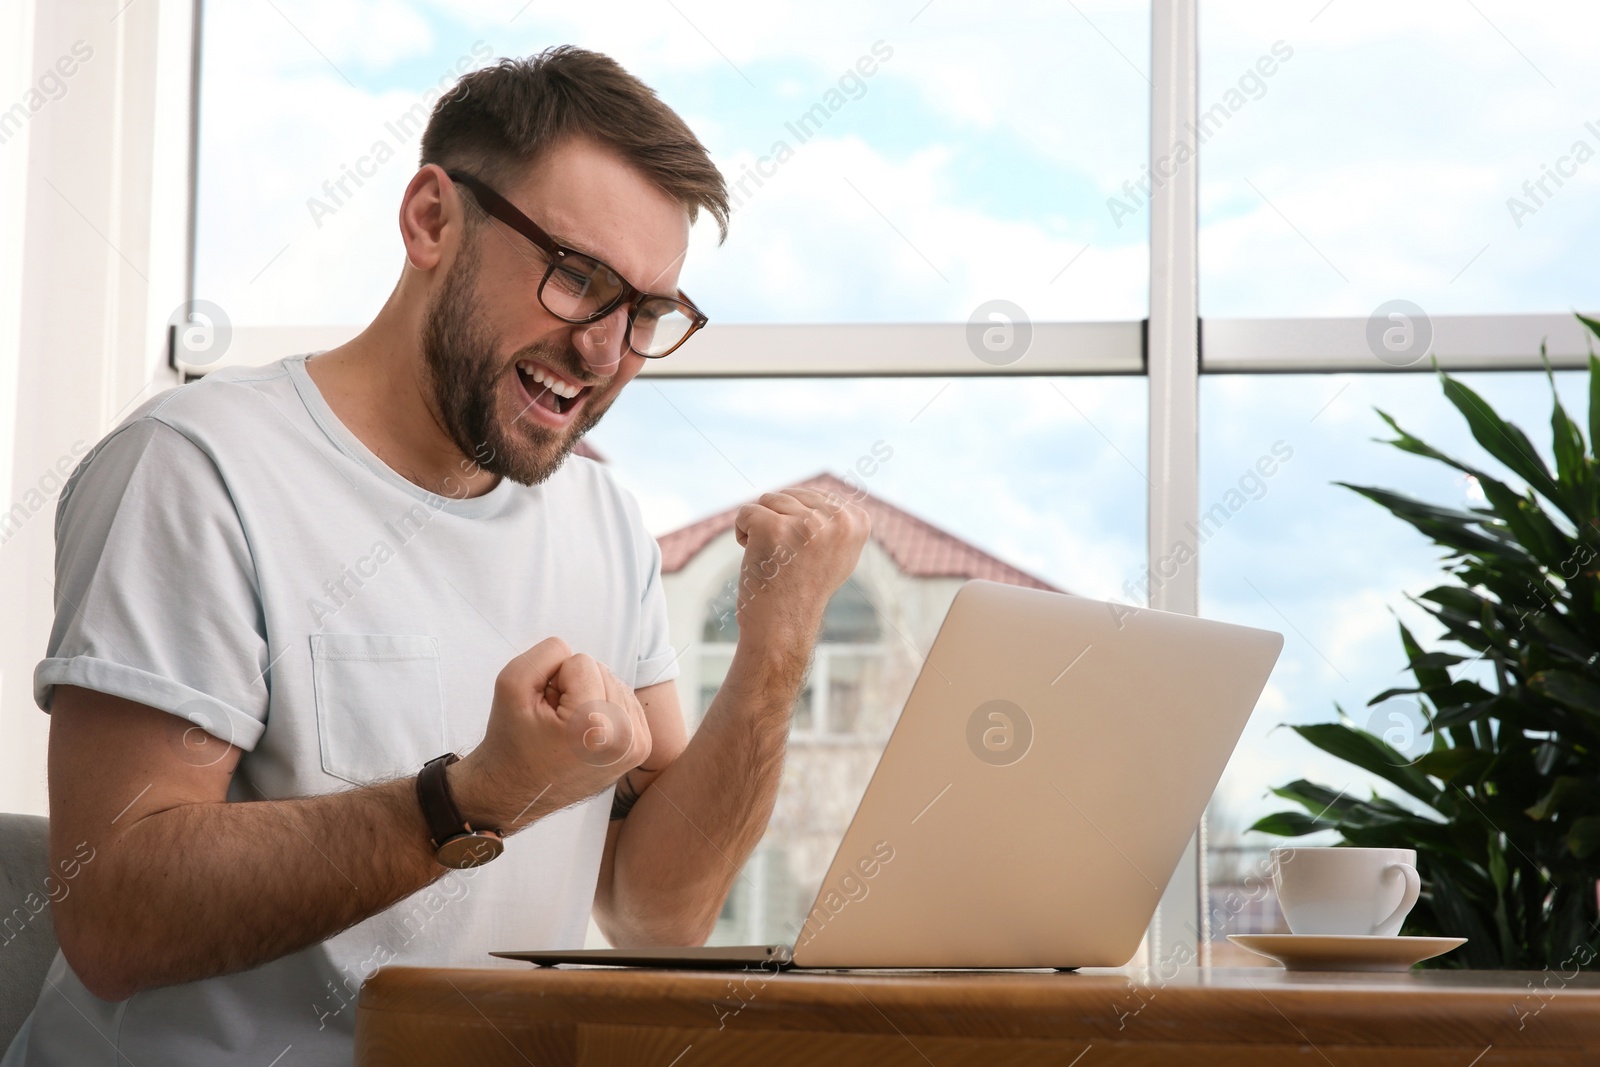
[1197,0,1600,317]
[697,134,1143,323]
[196,0,1155,324]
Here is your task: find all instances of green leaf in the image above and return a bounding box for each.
[1525,776,1589,821]
[1488,837,1510,893]
[1414,746,1490,783]
[1566,815,1600,859]
[1266,780,1360,818]
[1589,348,1600,453]
[1441,373,1571,520]
[1411,651,1468,671]
[1248,811,1332,837]
[1475,477,1571,570]
[1400,618,1451,690]
[1340,483,1520,560]
[1415,590,1514,659]
[1544,888,1594,972]
[1288,723,1441,805]
[1528,670,1600,716]
[1487,834,1516,960]
[1374,409,1493,483]
[1527,613,1597,667]
[1546,349,1588,499]
[1430,686,1510,731]
[1427,863,1502,966]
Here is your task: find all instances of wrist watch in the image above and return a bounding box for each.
[416,753,504,869]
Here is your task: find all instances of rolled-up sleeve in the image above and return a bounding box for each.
[34,415,269,752]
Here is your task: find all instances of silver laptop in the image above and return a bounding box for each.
[495,580,1282,971]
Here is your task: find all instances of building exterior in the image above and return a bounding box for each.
[655,472,1058,945]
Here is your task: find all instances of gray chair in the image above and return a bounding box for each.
[0,815,56,1053]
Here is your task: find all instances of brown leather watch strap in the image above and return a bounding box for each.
[416,753,504,869]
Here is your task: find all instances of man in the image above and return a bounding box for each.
[3,46,868,1066]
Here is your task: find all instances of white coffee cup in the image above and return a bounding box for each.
[1271,847,1421,937]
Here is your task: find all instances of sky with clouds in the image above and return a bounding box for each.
[194,0,1599,847]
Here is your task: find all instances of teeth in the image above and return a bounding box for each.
[517,360,581,400]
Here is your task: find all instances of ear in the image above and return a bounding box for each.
[398,164,462,273]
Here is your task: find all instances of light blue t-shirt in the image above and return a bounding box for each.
[4,355,679,1067]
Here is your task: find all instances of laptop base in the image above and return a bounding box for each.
[493,947,1084,973]
[492,945,794,970]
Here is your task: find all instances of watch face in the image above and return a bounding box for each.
[436,832,504,869]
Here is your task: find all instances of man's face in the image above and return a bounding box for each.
[420,138,692,486]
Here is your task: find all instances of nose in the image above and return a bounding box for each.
[573,305,630,375]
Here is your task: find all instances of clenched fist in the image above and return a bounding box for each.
[731,485,871,646]
[450,637,652,834]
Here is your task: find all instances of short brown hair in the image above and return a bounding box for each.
[420,46,729,242]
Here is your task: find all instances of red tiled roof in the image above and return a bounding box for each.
[657,472,1060,591]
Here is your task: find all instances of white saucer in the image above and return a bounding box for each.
[1228,933,1467,972]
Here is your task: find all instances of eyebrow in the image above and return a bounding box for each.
[541,228,641,291]
[550,229,688,301]
[544,228,598,261]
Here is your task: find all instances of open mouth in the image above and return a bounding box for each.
[515,359,593,417]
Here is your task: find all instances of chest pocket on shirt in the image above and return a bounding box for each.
[311,633,445,785]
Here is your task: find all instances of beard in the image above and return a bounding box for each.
[420,249,611,488]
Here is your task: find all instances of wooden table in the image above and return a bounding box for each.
[355,963,1600,1066]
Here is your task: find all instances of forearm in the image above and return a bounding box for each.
[59,777,442,1001]
[600,636,810,944]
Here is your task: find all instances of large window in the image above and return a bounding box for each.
[188,0,1599,957]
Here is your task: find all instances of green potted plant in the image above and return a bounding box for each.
[1253,314,1600,970]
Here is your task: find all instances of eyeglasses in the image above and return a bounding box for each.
[445,170,708,359]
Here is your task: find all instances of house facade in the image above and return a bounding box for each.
[654,473,1058,945]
